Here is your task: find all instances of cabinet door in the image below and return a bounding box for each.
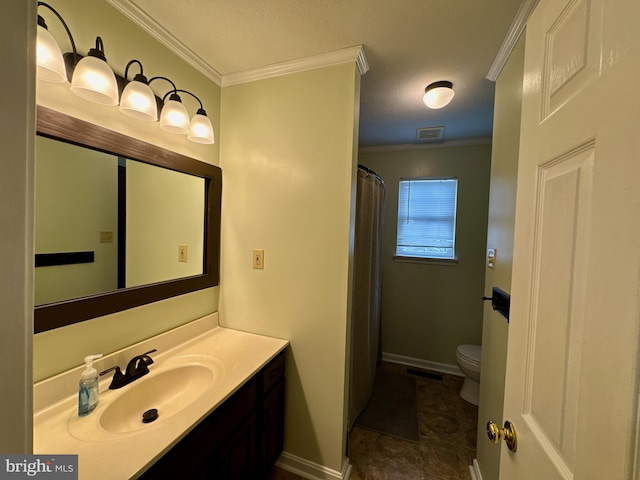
[213,410,258,479]
[261,378,285,474]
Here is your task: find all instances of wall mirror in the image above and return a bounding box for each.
[34,106,222,333]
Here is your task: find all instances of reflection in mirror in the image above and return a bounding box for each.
[35,106,221,333]
[35,136,119,305]
[125,161,204,288]
[35,137,205,306]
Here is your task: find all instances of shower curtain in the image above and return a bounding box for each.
[348,165,386,430]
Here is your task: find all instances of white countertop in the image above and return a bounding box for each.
[33,313,288,479]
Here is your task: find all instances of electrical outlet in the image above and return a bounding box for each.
[178,244,188,263]
[253,249,264,269]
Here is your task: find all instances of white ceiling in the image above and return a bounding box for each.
[108,0,526,148]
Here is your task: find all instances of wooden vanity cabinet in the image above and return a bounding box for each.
[259,351,286,476]
[139,351,285,480]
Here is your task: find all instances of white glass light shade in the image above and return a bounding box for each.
[70,56,119,106]
[159,99,190,134]
[423,82,455,109]
[36,25,67,83]
[188,114,215,144]
[119,81,157,121]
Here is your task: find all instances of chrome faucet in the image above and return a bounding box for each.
[100,349,157,389]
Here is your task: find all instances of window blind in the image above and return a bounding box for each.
[396,178,458,259]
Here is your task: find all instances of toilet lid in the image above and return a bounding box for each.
[457,344,481,365]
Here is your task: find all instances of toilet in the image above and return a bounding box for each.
[455,344,482,406]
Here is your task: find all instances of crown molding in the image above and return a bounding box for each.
[222,45,368,87]
[359,137,492,154]
[106,0,223,85]
[106,1,368,88]
[486,0,539,81]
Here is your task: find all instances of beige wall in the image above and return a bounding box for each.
[474,34,525,479]
[0,0,35,453]
[33,0,220,381]
[219,64,360,472]
[359,145,491,365]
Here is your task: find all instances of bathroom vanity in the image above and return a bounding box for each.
[33,313,288,479]
[140,350,285,479]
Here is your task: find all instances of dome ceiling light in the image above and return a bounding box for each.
[423,81,455,109]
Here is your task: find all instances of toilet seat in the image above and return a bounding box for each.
[457,344,481,366]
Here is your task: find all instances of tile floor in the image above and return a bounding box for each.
[270,362,478,480]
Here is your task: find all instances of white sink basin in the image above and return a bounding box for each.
[68,355,224,441]
[100,364,213,433]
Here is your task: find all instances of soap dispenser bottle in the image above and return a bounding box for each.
[78,354,103,416]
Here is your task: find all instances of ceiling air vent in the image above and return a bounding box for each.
[416,126,445,141]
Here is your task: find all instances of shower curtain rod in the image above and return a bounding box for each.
[357,164,384,184]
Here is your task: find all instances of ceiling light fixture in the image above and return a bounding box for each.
[423,81,455,109]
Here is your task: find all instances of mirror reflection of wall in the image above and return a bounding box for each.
[126,161,204,288]
[35,136,119,305]
[34,136,205,306]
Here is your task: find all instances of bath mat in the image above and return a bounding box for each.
[354,370,420,442]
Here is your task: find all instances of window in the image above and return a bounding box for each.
[395,177,458,260]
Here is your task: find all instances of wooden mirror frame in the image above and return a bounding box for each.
[35,105,222,333]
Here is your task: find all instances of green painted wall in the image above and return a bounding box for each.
[33,0,220,381]
[359,145,491,365]
[219,64,360,473]
[475,33,525,480]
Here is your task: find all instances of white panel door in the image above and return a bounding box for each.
[497,0,640,478]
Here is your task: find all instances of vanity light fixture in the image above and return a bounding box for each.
[423,81,455,109]
[119,60,157,121]
[149,76,190,134]
[36,2,75,83]
[178,90,215,144]
[70,36,119,106]
[159,90,191,134]
[188,109,215,145]
[153,80,215,144]
[35,3,215,145]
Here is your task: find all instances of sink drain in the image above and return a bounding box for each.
[142,408,159,424]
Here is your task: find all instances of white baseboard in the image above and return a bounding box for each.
[381,352,464,377]
[276,452,352,480]
[470,458,483,480]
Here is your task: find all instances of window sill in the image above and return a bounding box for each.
[393,255,458,266]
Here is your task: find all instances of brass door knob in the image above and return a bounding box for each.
[486,420,518,452]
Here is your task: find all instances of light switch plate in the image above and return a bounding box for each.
[487,248,496,268]
[253,249,264,269]
[178,244,188,263]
